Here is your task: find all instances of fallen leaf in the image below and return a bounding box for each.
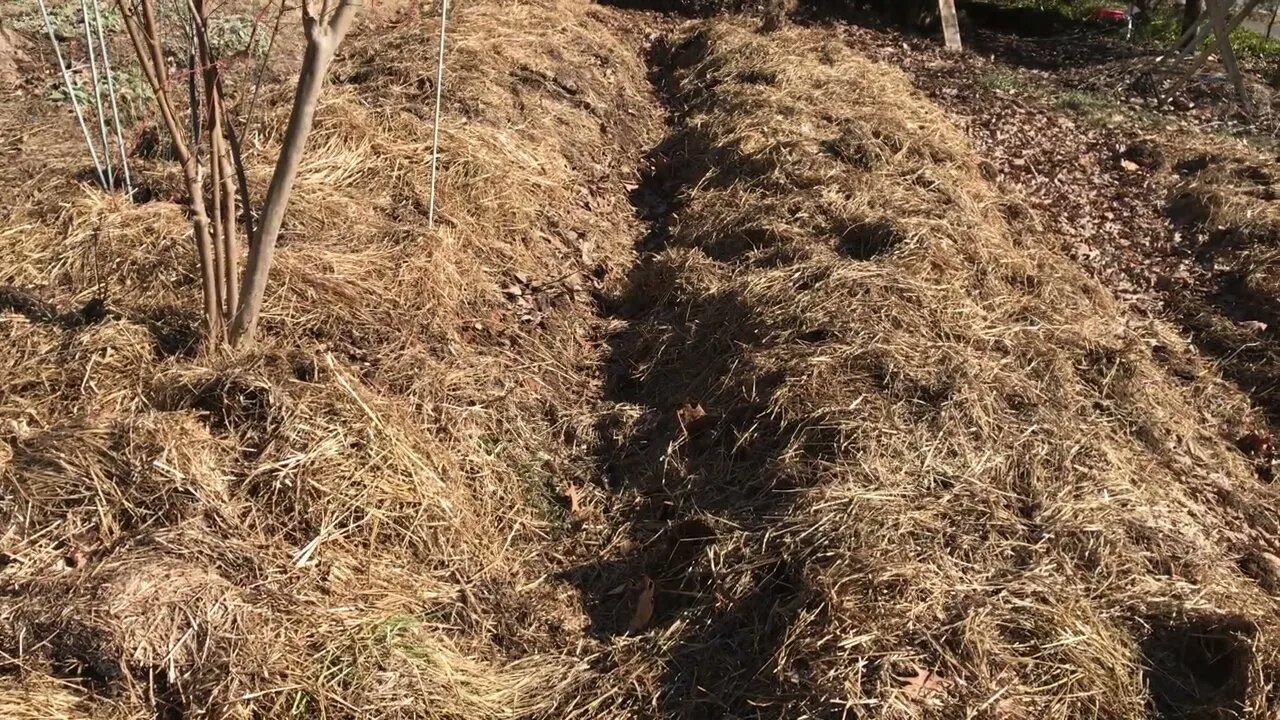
[628,575,655,632]
[1120,159,1140,172]
[676,403,706,431]
[64,547,86,570]
[564,483,584,520]
[896,665,954,701]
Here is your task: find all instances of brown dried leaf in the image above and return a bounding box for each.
[628,575,655,632]
[565,483,584,520]
[676,403,706,430]
[897,665,954,701]
[64,547,86,570]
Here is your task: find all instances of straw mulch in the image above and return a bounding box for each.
[1166,143,1280,430]
[571,21,1280,719]
[3,5,1280,720]
[0,0,657,717]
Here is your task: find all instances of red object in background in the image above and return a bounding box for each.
[1089,8,1129,22]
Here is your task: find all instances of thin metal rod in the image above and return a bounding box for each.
[80,0,114,187]
[91,0,133,194]
[427,0,449,229]
[36,0,106,187]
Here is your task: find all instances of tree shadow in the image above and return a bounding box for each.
[1163,176,1280,432]
[564,249,820,713]
[138,305,205,359]
[0,285,110,329]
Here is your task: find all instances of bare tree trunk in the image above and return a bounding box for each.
[938,0,961,51]
[1184,0,1204,34]
[205,68,228,323]
[229,0,358,345]
[218,76,255,245]
[209,134,227,318]
[118,0,358,346]
[120,0,222,333]
[218,129,239,319]
[1267,1,1278,38]
[191,0,239,323]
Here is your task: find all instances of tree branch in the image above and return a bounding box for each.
[116,0,222,335]
[229,0,358,344]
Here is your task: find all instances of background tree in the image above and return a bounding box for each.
[1184,0,1204,33]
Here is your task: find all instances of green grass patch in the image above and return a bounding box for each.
[978,66,1027,92]
[1052,88,1143,127]
[1054,88,1111,113]
[1231,25,1280,61]
[209,13,273,59]
[11,0,122,37]
[45,63,153,121]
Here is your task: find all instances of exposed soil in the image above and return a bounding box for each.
[0,24,28,87]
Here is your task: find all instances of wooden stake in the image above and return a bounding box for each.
[938,0,961,51]
[1159,0,1262,108]
[1205,0,1253,115]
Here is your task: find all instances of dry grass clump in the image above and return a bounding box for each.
[0,0,657,716]
[1164,145,1280,425]
[575,21,1280,719]
[1172,149,1280,243]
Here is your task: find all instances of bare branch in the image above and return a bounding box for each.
[116,0,222,335]
[230,0,359,344]
[219,83,257,243]
[238,0,286,140]
[218,138,240,319]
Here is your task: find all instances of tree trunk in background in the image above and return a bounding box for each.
[880,0,936,29]
[1131,0,1151,26]
[1183,0,1204,34]
[939,0,961,49]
